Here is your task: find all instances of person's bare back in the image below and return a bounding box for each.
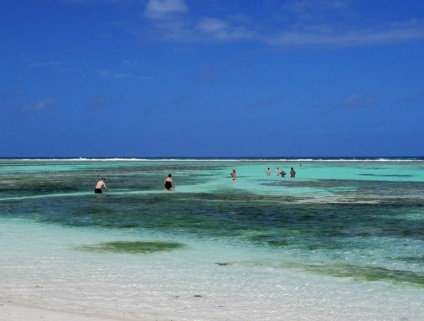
[95,178,109,193]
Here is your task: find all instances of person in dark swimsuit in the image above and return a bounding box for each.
[95,178,109,193]
[164,174,174,191]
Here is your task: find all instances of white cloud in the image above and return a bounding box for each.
[142,0,191,42]
[140,0,424,48]
[144,0,188,20]
[196,18,255,41]
[265,20,424,47]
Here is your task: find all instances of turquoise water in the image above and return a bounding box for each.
[0,158,423,320]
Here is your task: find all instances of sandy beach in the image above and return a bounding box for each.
[0,302,138,321]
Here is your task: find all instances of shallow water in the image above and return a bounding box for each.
[1,158,423,320]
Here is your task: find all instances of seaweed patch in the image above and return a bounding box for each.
[75,241,186,254]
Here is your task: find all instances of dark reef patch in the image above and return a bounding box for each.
[75,241,186,254]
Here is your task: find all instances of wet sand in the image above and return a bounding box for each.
[0,301,145,321]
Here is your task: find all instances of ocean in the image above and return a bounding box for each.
[0,157,423,321]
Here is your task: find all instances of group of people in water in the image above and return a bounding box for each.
[95,165,298,193]
[267,167,297,177]
[95,174,175,194]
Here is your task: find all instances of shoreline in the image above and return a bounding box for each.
[0,301,149,321]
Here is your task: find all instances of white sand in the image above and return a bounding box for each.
[0,302,143,321]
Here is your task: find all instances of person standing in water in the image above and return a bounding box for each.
[231,169,237,181]
[95,178,110,193]
[290,167,296,178]
[164,174,175,191]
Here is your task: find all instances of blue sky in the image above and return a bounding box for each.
[1,0,423,157]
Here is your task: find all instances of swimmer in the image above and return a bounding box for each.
[164,174,175,191]
[290,167,296,178]
[95,178,109,193]
[266,168,271,175]
[231,169,237,181]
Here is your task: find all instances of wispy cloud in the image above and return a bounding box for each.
[22,98,57,112]
[140,0,424,47]
[142,0,254,42]
[144,0,188,20]
[196,18,255,41]
[265,20,424,47]
[142,0,191,42]
[67,0,424,48]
